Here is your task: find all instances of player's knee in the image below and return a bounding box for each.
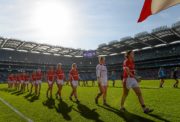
[136,91,142,97]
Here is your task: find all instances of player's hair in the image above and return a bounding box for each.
[125,50,133,58]
[57,63,62,69]
[98,56,105,62]
[72,63,76,69]
[37,68,41,72]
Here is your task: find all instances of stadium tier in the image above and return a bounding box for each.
[0,21,180,82]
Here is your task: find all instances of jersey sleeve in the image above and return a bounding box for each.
[96,65,101,78]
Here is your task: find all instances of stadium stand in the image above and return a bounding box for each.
[0,21,180,82]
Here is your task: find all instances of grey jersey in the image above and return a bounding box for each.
[96,64,108,82]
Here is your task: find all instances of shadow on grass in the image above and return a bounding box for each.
[140,87,159,90]
[15,91,24,96]
[27,95,39,102]
[73,102,103,122]
[0,88,17,93]
[24,93,34,99]
[10,90,25,96]
[43,98,55,109]
[55,99,73,121]
[147,113,170,122]
[98,104,154,122]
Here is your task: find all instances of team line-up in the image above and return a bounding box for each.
[6,50,179,114]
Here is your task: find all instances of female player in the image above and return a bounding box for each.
[24,72,30,92]
[69,63,80,102]
[159,67,166,88]
[7,73,14,88]
[30,70,36,94]
[46,66,55,98]
[36,68,43,95]
[95,56,108,105]
[120,50,153,114]
[56,63,65,99]
[20,72,26,92]
[111,71,116,87]
[16,73,21,90]
[173,67,179,88]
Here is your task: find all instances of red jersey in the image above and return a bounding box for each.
[25,74,29,81]
[32,73,36,81]
[13,75,17,81]
[17,75,21,81]
[69,69,79,81]
[123,59,135,79]
[20,74,25,81]
[47,70,55,81]
[56,69,64,80]
[36,71,42,80]
[8,75,13,81]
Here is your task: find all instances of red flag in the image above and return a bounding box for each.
[138,0,180,22]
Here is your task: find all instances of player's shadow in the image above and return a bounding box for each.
[147,113,170,122]
[24,93,34,99]
[140,87,159,89]
[55,99,73,121]
[0,88,17,93]
[28,95,39,102]
[11,90,24,96]
[73,102,103,122]
[15,91,24,96]
[43,98,55,109]
[98,104,154,122]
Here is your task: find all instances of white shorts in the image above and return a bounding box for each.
[48,80,54,85]
[126,78,139,89]
[98,81,108,86]
[31,81,35,85]
[56,79,64,85]
[25,81,29,85]
[21,80,24,84]
[36,80,42,84]
[72,80,78,87]
[99,78,108,86]
[35,81,38,85]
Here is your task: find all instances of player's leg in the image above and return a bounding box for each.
[56,83,59,98]
[69,83,74,100]
[95,82,103,104]
[102,85,108,105]
[133,87,153,113]
[49,82,54,98]
[73,81,79,101]
[159,78,164,88]
[73,87,79,102]
[35,81,38,95]
[120,82,129,111]
[46,81,50,98]
[58,85,63,99]
[30,82,33,93]
[113,80,115,87]
[38,81,41,95]
[27,82,29,92]
[56,81,63,99]
[174,79,179,88]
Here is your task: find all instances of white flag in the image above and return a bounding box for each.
[138,0,180,22]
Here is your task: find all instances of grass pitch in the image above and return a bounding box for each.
[0,80,180,122]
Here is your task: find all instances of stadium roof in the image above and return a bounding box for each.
[0,21,180,57]
[97,21,180,56]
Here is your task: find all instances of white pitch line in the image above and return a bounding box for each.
[0,97,33,122]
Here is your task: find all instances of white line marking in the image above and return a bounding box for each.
[0,97,33,122]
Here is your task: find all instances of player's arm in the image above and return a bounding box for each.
[124,67,134,77]
[96,68,101,82]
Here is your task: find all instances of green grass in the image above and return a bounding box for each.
[0,80,180,122]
